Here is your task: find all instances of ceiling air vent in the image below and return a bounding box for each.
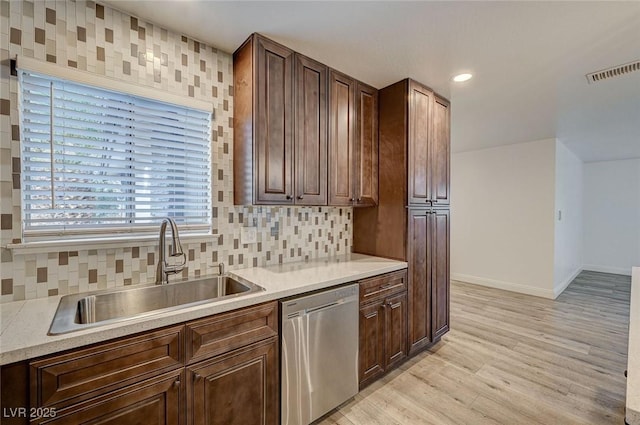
[586,60,640,84]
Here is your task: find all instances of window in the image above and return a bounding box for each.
[18,70,212,240]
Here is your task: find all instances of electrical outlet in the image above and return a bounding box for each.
[241,226,257,244]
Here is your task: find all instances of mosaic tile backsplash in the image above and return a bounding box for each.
[0,0,353,303]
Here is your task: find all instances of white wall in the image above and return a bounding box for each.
[583,159,640,275]
[451,138,557,298]
[553,142,584,296]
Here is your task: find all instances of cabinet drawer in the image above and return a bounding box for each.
[30,325,184,409]
[35,370,183,425]
[359,270,408,304]
[185,301,278,364]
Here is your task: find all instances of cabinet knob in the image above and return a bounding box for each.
[173,379,181,387]
[433,199,438,203]
[297,195,304,200]
[349,198,355,202]
[426,199,430,203]
[193,373,202,382]
[357,198,362,203]
[286,195,293,200]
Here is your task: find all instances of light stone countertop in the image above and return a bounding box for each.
[0,253,407,365]
[627,267,640,424]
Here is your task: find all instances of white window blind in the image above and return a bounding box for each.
[19,70,212,239]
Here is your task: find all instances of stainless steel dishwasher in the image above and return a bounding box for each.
[281,283,359,425]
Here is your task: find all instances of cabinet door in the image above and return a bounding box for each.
[408,81,432,206]
[431,95,450,206]
[328,69,356,206]
[256,36,294,204]
[188,338,278,425]
[407,209,432,354]
[354,82,378,207]
[38,371,182,425]
[431,209,450,339]
[295,54,327,205]
[384,292,408,371]
[358,301,385,388]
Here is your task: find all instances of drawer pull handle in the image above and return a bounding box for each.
[380,283,396,289]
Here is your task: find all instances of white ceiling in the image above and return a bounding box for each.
[104,1,640,162]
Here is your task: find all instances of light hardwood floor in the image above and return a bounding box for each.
[320,271,631,425]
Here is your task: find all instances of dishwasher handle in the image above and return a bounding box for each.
[286,300,346,319]
[305,300,340,315]
[281,284,359,318]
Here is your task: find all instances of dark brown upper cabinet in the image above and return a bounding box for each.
[234,33,377,206]
[295,54,328,205]
[234,34,294,205]
[353,79,452,261]
[328,69,356,206]
[355,82,379,207]
[328,70,379,207]
[407,81,450,206]
[408,81,432,206]
[431,95,450,206]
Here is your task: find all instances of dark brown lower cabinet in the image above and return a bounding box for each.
[384,292,408,371]
[431,209,450,340]
[13,302,279,425]
[37,371,183,425]
[408,208,450,355]
[359,300,385,385]
[30,326,184,411]
[408,209,432,354]
[358,271,408,389]
[187,337,279,425]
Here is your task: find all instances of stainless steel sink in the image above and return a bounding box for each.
[49,275,264,335]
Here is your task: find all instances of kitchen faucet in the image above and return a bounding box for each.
[155,217,186,284]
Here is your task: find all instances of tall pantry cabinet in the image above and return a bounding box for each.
[353,78,450,355]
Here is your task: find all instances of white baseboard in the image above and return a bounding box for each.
[451,273,555,299]
[582,264,632,276]
[553,267,583,299]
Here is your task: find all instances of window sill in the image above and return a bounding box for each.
[7,233,221,256]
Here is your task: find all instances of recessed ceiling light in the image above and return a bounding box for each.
[453,73,473,82]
